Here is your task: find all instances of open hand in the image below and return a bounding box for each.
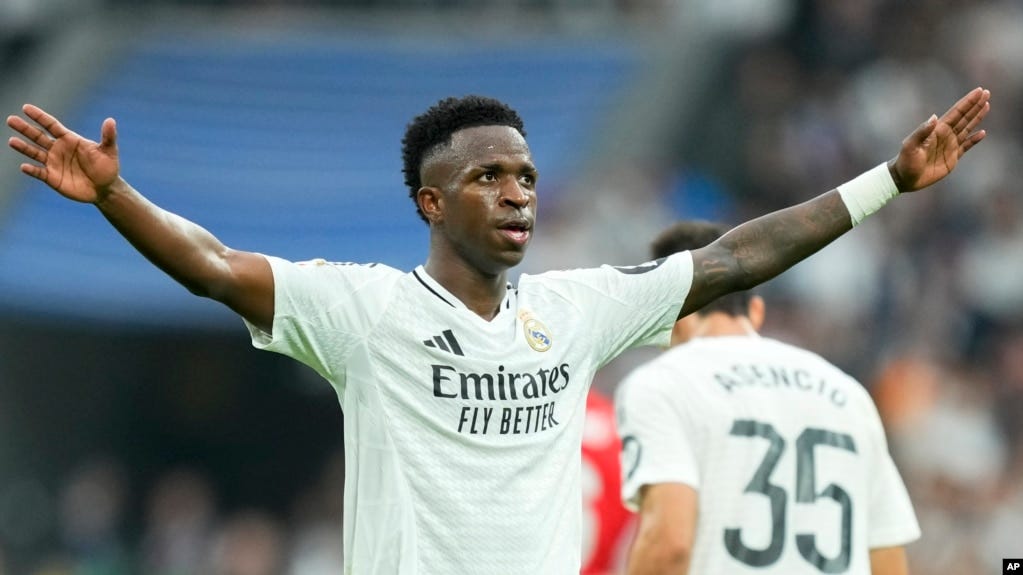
[890,87,990,193]
[7,104,120,203]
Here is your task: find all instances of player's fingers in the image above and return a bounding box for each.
[951,96,987,136]
[959,101,990,144]
[23,104,70,139]
[7,114,54,150]
[8,136,48,163]
[19,163,46,181]
[100,118,117,150]
[948,88,988,134]
[960,130,987,156]
[940,87,982,131]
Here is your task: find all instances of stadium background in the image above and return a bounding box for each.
[0,0,1020,573]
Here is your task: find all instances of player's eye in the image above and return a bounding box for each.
[519,174,536,187]
[481,171,497,182]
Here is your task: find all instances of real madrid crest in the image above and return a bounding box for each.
[520,312,553,352]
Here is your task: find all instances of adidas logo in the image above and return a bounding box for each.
[423,329,464,356]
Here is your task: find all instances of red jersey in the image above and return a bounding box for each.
[581,390,634,574]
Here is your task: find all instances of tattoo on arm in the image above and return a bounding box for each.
[681,191,853,317]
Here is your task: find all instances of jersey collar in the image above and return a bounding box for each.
[412,265,516,318]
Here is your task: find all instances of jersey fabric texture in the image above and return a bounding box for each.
[245,253,693,574]
[616,335,920,575]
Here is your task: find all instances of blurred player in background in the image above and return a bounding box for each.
[616,220,920,575]
[6,88,986,574]
[582,389,635,575]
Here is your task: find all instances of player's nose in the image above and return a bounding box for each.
[498,178,530,209]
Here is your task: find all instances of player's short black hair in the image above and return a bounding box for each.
[651,220,754,317]
[402,95,526,223]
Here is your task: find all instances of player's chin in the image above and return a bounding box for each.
[494,245,528,268]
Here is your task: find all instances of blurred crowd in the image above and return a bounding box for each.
[2,0,1022,574]
[3,452,345,575]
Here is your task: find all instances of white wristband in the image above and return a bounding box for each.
[837,163,900,226]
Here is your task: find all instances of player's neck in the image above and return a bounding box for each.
[672,313,758,346]
[423,257,508,321]
[694,314,758,338]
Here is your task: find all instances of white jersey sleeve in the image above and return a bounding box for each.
[536,252,694,365]
[243,256,401,389]
[864,402,921,548]
[616,363,700,510]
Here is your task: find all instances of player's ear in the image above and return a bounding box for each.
[747,295,765,332]
[418,186,444,225]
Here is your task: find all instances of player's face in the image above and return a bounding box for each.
[427,125,538,274]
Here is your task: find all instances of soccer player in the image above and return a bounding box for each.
[616,220,921,575]
[6,89,986,574]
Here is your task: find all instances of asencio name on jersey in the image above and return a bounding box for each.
[711,362,848,407]
[432,362,571,435]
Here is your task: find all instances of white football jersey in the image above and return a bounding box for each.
[245,253,693,574]
[617,335,919,575]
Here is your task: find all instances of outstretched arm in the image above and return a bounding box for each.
[680,87,990,317]
[6,105,274,331]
